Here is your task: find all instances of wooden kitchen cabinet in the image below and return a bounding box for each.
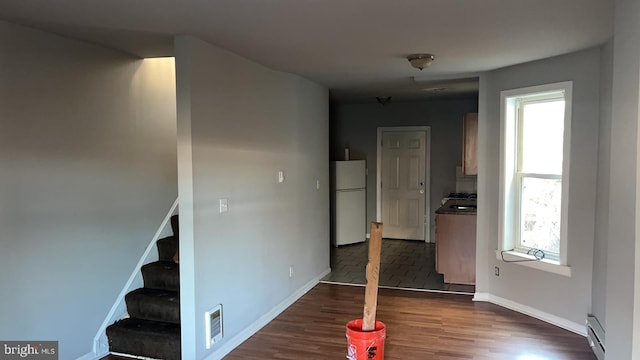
[435,213,476,285]
[462,113,478,176]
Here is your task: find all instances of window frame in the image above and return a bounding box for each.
[498,82,572,272]
[514,93,565,260]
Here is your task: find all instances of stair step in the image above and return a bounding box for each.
[106,318,180,360]
[170,214,179,239]
[156,236,178,262]
[125,288,180,324]
[141,261,179,291]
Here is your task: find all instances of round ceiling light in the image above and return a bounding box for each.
[407,54,435,70]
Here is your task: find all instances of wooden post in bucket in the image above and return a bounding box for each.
[362,222,383,331]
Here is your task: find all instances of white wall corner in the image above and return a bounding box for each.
[473,292,586,336]
[205,268,331,360]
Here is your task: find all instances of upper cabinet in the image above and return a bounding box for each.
[462,113,478,176]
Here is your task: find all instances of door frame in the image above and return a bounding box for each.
[376,126,432,242]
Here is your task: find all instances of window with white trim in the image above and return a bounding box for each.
[499,82,572,265]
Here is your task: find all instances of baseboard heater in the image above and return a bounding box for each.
[586,316,605,360]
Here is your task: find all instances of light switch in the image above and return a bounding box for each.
[219,198,228,213]
[278,170,285,183]
[316,180,320,190]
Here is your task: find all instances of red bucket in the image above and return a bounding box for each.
[345,319,386,360]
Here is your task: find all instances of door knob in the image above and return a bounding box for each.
[419,189,425,194]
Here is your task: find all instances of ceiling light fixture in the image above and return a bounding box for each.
[407,54,435,70]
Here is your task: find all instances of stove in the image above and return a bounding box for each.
[447,192,477,199]
[441,192,477,205]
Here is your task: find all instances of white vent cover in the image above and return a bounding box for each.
[586,316,605,360]
[205,304,223,349]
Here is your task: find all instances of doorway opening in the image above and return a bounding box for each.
[323,126,474,294]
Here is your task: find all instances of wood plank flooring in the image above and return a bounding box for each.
[103,283,595,359]
[225,283,595,359]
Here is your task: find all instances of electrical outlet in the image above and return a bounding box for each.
[495,266,500,276]
[289,266,294,278]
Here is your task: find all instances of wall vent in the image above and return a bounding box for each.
[586,315,605,360]
[205,304,223,349]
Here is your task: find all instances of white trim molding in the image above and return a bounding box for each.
[205,268,331,360]
[495,250,572,277]
[473,292,586,336]
[498,81,573,265]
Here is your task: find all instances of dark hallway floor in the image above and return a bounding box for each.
[321,239,475,293]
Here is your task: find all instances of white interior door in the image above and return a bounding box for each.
[380,130,427,240]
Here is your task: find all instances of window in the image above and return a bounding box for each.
[499,82,572,271]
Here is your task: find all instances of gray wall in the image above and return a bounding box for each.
[477,47,600,327]
[174,36,330,359]
[605,0,640,357]
[0,22,177,359]
[592,39,613,328]
[331,98,478,241]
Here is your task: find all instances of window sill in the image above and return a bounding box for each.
[495,250,571,277]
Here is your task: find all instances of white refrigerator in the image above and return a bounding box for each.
[331,160,366,246]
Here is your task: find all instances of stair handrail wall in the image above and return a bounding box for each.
[91,197,179,358]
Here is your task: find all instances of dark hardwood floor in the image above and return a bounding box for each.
[226,283,595,359]
[103,283,596,359]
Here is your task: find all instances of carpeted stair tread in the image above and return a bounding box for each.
[125,288,180,324]
[106,214,181,359]
[156,236,178,261]
[106,318,180,360]
[141,261,179,291]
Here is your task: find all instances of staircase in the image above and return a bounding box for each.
[106,215,181,360]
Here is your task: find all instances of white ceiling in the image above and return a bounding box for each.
[0,0,614,103]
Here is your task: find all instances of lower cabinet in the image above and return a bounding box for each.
[435,214,476,285]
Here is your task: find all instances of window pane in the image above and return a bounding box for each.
[521,100,564,174]
[520,176,561,255]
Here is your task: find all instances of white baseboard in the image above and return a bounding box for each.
[75,352,96,360]
[109,352,160,360]
[472,292,491,302]
[205,267,332,360]
[473,292,586,336]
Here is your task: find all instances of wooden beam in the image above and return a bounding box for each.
[362,222,383,331]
